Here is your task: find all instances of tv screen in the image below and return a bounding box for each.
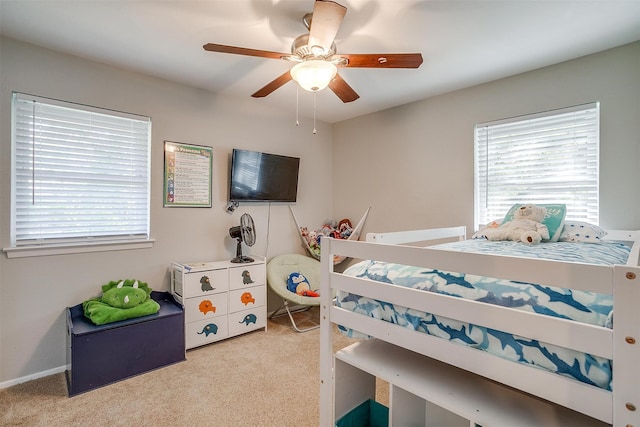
[229,149,300,202]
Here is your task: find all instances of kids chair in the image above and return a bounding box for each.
[267,253,321,333]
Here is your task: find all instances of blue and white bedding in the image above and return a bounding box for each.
[337,239,631,390]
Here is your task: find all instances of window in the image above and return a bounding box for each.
[474,103,599,229]
[7,93,152,257]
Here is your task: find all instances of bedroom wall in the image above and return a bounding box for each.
[0,37,334,386]
[333,41,640,236]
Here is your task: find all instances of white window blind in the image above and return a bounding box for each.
[475,103,599,229]
[11,93,151,247]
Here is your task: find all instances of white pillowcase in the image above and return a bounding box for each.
[558,221,607,243]
[472,220,502,239]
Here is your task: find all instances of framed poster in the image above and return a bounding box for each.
[164,141,213,207]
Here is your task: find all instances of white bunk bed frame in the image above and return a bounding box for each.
[319,226,640,426]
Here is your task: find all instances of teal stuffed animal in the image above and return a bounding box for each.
[83,279,160,325]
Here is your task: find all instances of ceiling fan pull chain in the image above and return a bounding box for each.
[296,85,300,126]
[313,92,318,135]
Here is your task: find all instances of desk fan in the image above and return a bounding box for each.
[229,213,256,263]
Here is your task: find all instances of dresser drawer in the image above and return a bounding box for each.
[186,317,229,349]
[228,308,266,336]
[229,264,265,290]
[228,285,265,314]
[182,268,228,298]
[185,294,228,323]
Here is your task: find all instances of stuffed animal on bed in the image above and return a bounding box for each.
[287,272,319,297]
[83,279,160,325]
[482,204,550,244]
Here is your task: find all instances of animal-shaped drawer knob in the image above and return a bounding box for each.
[197,322,219,336]
[240,292,255,306]
[200,275,215,292]
[240,270,254,285]
[199,299,216,316]
[239,313,257,326]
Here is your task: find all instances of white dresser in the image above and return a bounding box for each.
[170,257,266,350]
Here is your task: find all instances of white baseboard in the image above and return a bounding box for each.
[0,365,67,390]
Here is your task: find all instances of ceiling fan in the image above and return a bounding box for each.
[203,0,423,103]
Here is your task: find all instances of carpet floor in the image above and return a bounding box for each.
[0,307,388,426]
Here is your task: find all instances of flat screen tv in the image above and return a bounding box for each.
[229,149,300,202]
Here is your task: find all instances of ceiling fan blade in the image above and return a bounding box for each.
[336,53,424,68]
[329,73,359,103]
[308,0,347,53]
[251,71,293,98]
[203,43,288,60]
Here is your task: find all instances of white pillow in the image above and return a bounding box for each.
[558,221,607,243]
[472,220,502,239]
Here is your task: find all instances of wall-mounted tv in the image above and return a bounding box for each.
[229,149,300,203]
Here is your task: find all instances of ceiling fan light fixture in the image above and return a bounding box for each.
[290,60,337,92]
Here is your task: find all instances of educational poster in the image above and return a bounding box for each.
[164,141,213,207]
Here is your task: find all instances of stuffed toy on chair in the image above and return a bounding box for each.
[83,279,160,325]
[286,272,319,297]
[482,204,550,244]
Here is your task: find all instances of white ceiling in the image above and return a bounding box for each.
[2,0,639,124]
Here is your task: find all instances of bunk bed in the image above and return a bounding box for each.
[319,226,640,427]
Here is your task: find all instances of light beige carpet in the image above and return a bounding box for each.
[0,307,387,427]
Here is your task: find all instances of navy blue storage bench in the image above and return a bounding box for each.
[66,291,185,396]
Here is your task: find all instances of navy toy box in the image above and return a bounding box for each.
[66,291,185,396]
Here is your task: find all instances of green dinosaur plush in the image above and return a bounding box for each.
[83,279,160,325]
[101,279,151,308]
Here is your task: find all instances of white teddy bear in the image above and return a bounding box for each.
[483,204,550,244]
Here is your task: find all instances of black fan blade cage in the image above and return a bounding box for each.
[230,213,256,263]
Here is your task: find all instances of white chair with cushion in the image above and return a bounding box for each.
[267,253,322,333]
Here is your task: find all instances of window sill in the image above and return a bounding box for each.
[3,239,156,259]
